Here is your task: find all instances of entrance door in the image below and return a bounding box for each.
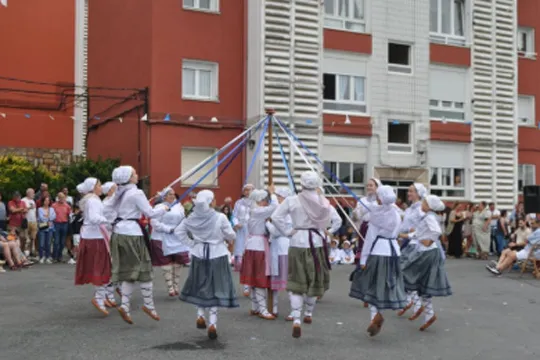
[381,180,413,205]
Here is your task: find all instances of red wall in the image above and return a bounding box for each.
[0,0,75,150]
[517,0,540,183]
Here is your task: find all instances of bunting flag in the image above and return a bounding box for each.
[0,0,7,8]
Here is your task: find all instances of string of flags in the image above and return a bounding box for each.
[0,111,76,121]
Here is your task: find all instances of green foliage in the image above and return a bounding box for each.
[58,157,120,196]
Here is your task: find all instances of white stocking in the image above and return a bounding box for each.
[197,307,206,319]
[412,291,422,313]
[94,286,106,307]
[369,305,379,321]
[422,296,434,322]
[243,284,250,293]
[406,292,412,305]
[304,296,317,318]
[250,288,259,312]
[120,282,136,313]
[272,290,279,314]
[173,264,182,292]
[254,288,269,315]
[162,265,173,292]
[105,283,116,302]
[209,307,218,327]
[140,281,155,310]
[289,293,304,325]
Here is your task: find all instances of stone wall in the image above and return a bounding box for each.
[0,147,79,173]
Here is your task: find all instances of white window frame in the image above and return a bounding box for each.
[518,27,536,59]
[323,73,367,115]
[182,60,219,101]
[388,42,413,75]
[181,147,218,187]
[324,0,366,34]
[430,167,466,199]
[183,0,219,13]
[518,95,536,127]
[429,0,467,46]
[429,99,466,122]
[387,121,413,154]
[323,161,366,197]
[518,164,536,192]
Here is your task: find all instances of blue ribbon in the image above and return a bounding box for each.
[274,120,297,194]
[244,116,270,185]
[275,117,369,211]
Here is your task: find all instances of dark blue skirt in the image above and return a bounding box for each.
[402,248,452,297]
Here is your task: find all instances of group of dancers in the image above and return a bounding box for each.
[74,165,451,340]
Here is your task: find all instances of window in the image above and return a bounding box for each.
[323,161,365,196]
[183,0,219,12]
[324,0,365,33]
[387,121,412,153]
[388,43,412,74]
[182,60,218,101]
[518,95,535,126]
[430,0,466,46]
[518,27,536,58]
[181,147,218,186]
[518,164,536,192]
[430,100,465,121]
[323,74,366,113]
[429,65,467,121]
[430,167,465,198]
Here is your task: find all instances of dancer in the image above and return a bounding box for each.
[396,183,426,317]
[232,184,254,297]
[175,190,238,340]
[271,171,333,338]
[150,187,188,297]
[109,165,168,324]
[265,187,293,317]
[401,195,452,331]
[349,185,406,337]
[74,177,114,316]
[352,178,381,264]
[240,186,278,320]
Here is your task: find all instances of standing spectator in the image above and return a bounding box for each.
[35,183,48,201]
[447,202,465,258]
[21,188,38,258]
[510,201,526,229]
[57,187,74,261]
[462,203,474,255]
[472,201,491,260]
[494,210,509,256]
[56,186,74,206]
[37,196,56,264]
[183,191,197,216]
[222,196,233,210]
[52,192,72,263]
[36,190,50,208]
[488,202,500,255]
[7,191,28,253]
[0,192,7,230]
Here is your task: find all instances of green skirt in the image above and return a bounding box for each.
[110,233,153,283]
[287,247,330,297]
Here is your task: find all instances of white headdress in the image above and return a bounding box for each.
[193,190,214,212]
[101,181,115,194]
[250,189,269,203]
[112,165,134,185]
[76,177,98,195]
[425,195,445,212]
[275,187,291,199]
[413,183,427,199]
[300,171,321,190]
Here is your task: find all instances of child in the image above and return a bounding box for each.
[69,205,83,264]
[340,240,355,265]
[329,239,341,265]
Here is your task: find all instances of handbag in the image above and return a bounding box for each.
[21,218,28,229]
[38,222,49,230]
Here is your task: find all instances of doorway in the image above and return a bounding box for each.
[381,180,413,205]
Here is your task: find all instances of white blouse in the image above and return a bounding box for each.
[415,212,441,252]
[151,203,187,255]
[80,195,109,239]
[360,203,402,266]
[174,212,236,259]
[266,214,293,256]
[245,196,278,251]
[399,201,424,244]
[113,184,167,236]
[232,198,250,228]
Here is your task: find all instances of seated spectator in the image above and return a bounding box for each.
[486,216,540,276]
[339,240,355,265]
[329,239,341,265]
[508,219,531,251]
[0,229,25,270]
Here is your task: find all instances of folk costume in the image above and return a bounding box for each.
[329,239,342,265]
[396,183,426,317]
[265,187,293,316]
[271,171,333,339]
[401,195,452,331]
[175,190,238,340]
[339,241,355,265]
[240,189,278,320]
[352,178,382,263]
[150,188,188,297]
[232,184,254,296]
[349,185,407,337]
[74,178,114,316]
[109,166,168,325]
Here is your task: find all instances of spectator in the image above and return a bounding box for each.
[37,196,56,264]
[0,192,6,230]
[222,196,233,210]
[35,183,48,201]
[472,201,491,260]
[36,190,50,208]
[183,191,197,216]
[68,205,83,265]
[494,210,509,256]
[488,202,500,255]
[52,192,72,263]
[508,218,531,251]
[462,203,474,255]
[447,202,465,259]
[21,188,38,258]
[0,228,25,270]
[8,191,28,253]
[510,201,526,229]
[56,186,74,206]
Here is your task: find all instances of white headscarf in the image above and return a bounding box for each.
[425,195,445,212]
[112,165,134,185]
[300,171,322,190]
[250,189,269,203]
[76,177,98,195]
[160,187,173,200]
[377,185,397,205]
[243,184,254,191]
[183,190,218,240]
[275,187,291,199]
[101,181,115,194]
[370,178,382,188]
[413,183,427,199]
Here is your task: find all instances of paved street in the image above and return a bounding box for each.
[1,259,539,360]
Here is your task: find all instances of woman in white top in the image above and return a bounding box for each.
[109,165,169,325]
[232,184,254,297]
[271,171,333,339]
[349,185,406,337]
[352,178,381,264]
[74,177,115,316]
[395,183,426,317]
[150,187,187,297]
[240,187,278,320]
[401,195,452,331]
[175,190,238,341]
[265,187,293,317]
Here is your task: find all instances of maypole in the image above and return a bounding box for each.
[265,108,275,314]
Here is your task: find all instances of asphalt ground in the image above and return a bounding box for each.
[1,258,539,360]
